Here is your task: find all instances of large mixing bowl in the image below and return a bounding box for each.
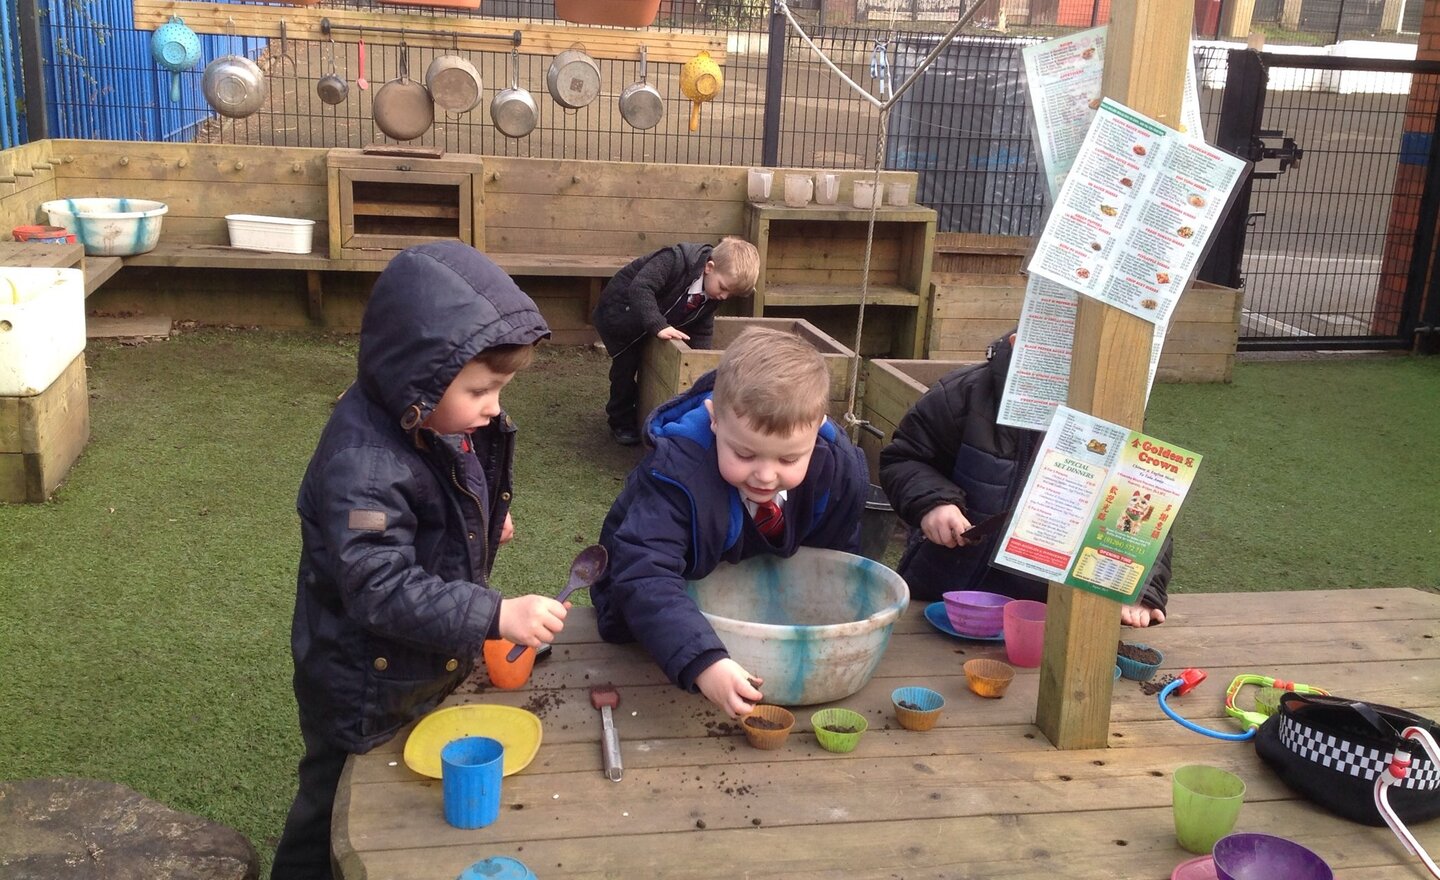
[41,198,168,256]
[686,547,909,706]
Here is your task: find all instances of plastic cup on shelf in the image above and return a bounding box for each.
[747,168,773,201]
[887,181,912,206]
[814,172,839,205]
[852,180,883,209]
[784,174,814,207]
[1172,764,1246,854]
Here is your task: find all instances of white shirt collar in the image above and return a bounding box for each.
[743,490,787,516]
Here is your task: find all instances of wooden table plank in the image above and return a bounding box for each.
[336,588,1440,878]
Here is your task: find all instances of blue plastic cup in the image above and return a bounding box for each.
[442,736,504,829]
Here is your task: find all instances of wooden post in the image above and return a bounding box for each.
[1035,0,1191,751]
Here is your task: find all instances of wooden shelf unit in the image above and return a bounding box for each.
[745,202,937,358]
[327,149,485,261]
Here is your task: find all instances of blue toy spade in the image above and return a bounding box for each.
[150,16,202,104]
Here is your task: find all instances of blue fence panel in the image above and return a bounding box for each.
[1,0,24,147]
[41,0,260,142]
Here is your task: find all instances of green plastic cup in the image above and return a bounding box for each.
[811,708,868,753]
[1172,764,1246,854]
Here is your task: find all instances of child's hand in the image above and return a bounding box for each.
[1121,604,1165,627]
[499,511,514,545]
[696,659,764,719]
[921,504,974,548]
[656,325,690,341]
[497,595,567,648]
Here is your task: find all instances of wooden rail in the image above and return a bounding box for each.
[132,0,726,65]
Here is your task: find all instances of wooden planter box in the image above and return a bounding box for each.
[1,353,89,503]
[928,274,1244,383]
[859,358,976,482]
[638,317,857,425]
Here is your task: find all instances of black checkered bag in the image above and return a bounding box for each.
[1255,691,1440,826]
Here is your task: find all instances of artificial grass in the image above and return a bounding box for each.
[0,331,1435,870]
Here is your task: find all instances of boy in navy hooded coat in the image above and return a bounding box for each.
[591,327,868,718]
[272,243,569,878]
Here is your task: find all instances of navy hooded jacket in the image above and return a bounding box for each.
[291,242,550,753]
[591,373,868,690]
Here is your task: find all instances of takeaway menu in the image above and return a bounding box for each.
[1026,98,1247,326]
[1021,26,1205,201]
[996,276,1168,432]
[992,406,1201,604]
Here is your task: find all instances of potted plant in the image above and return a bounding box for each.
[555,0,662,26]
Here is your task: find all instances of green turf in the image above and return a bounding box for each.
[0,331,1435,868]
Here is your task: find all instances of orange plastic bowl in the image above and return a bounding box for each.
[963,658,1015,698]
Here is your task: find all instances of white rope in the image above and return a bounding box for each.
[773,0,984,437]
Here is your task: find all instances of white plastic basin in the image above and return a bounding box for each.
[686,547,910,706]
[0,267,86,396]
[41,198,168,256]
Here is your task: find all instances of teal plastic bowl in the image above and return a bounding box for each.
[1116,643,1163,681]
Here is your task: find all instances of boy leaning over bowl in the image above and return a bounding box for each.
[272,243,570,879]
[591,327,869,718]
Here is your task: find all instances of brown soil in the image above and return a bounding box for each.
[897,700,924,711]
[744,716,787,731]
[823,724,859,734]
[1117,641,1162,665]
[1141,673,1178,696]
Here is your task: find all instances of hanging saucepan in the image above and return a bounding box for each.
[490,46,537,139]
[618,45,663,131]
[373,43,434,141]
[426,47,482,115]
[546,44,600,110]
[202,52,266,119]
[316,38,348,106]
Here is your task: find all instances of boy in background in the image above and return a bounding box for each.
[879,331,1169,627]
[593,236,760,446]
[272,243,570,878]
[591,327,869,718]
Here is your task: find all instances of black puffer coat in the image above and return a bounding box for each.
[879,333,1170,610]
[291,242,550,753]
[592,243,719,355]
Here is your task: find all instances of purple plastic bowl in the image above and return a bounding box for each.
[942,591,1011,636]
[1211,833,1333,880]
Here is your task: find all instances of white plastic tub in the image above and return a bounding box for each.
[225,215,316,254]
[41,198,168,256]
[0,267,86,396]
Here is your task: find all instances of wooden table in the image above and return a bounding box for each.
[335,588,1440,878]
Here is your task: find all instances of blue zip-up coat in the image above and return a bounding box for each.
[291,242,550,753]
[879,333,1170,610]
[591,373,869,690]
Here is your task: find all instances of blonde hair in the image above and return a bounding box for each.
[710,237,760,296]
[712,327,828,435]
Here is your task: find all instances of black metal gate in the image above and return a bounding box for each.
[1201,49,1440,351]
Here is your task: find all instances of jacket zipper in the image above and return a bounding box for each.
[450,465,489,579]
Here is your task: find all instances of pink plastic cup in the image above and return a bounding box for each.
[1002,599,1047,668]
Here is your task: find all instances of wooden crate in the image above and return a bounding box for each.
[0,353,89,502]
[327,149,484,260]
[637,317,857,426]
[859,358,977,482]
[928,274,1243,383]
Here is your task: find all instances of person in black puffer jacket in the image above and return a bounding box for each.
[272,243,570,879]
[593,237,759,446]
[879,331,1170,627]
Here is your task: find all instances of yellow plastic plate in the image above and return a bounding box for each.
[403,704,543,779]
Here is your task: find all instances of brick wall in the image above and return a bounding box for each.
[1374,0,1440,334]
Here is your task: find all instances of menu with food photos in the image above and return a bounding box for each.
[1021,27,1205,202]
[1026,98,1247,326]
[996,276,1168,432]
[992,405,1201,604]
